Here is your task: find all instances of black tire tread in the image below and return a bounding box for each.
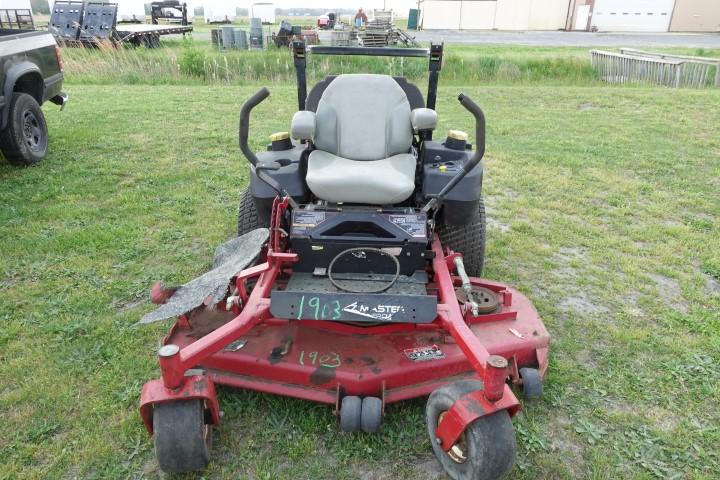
[426,380,516,480]
[153,400,210,473]
[437,198,486,277]
[0,93,48,166]
[360,397,383,433]
[340,396,362,432]
[237,185,264,236]
[519,367,543,399]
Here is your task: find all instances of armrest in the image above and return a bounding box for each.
[411,108,437,133]
[291,111,316,140]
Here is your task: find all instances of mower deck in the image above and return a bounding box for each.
[159,280,548,405]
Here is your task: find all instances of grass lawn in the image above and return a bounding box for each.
[1,78,719,479]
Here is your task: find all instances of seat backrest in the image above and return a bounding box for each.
[314,74,413,161]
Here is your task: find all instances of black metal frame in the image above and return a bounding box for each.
[291,41,444,112]
[0,9,34,30]
[150,1,189,26]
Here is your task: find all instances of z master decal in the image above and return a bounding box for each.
[343,301,405,321]
[404,345,445,362]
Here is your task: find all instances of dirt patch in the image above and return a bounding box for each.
[647,273,688,313]
[706,275,720,295]
[115,296,145,312]
[577,102,596,111]
[487,217,511,233]
[546,412,587,477]
[558,293,609,315]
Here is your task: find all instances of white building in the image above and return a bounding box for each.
[418,0,570,30]
[419,0,720,32]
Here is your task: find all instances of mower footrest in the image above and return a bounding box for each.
[270,290,437,323]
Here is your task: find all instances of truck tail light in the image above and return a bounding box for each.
[55,45,64,72]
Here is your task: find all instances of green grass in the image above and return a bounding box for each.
[1,54,720,478]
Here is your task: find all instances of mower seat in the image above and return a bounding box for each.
[293,74,417,205]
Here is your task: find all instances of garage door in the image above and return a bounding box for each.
[591,0,676,32]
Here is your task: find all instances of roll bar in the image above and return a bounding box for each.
[292,40,444,111]
[422,93,486,214]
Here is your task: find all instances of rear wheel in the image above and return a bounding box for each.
[237,186,267,236]
[153,399,211,473]
[0,93,48,166]
[426,380,516,480]
[437,198,486,277]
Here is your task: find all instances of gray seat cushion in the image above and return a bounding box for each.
[305,74,417,204]
[306,150,416,205]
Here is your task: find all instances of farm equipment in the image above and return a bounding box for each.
[49,0,192,48]
[138,42,550,479]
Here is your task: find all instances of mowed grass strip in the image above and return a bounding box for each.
[0,83,718,479]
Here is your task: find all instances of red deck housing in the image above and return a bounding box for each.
[139,229,550,451]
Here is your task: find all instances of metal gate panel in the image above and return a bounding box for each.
[49,1,84,40]
[79,2,118,41]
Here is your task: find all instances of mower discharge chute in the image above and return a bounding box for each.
[139,42,550,480]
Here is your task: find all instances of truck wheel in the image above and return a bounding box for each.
[237,186,268,236]
[0,93,48,166]
[426,380,516,480]
[437,198,486,277]
[153,400,211,473]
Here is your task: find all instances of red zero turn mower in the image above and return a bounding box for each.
[139,42,550,480]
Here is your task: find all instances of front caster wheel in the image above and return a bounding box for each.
[153,400,211,473]
[519,367,543,399]
[361,397,382,433]
[426,381,516,480]
[340,396,362,432]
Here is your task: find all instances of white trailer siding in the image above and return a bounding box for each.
[116,0,146,22]
[4,0,33,10]
[251,3,275,24]
[203,0,238,23]
[591,0,676,32]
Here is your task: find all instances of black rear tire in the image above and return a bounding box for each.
[153,399,211,473]
[437,198,486,277]
[237,186,267,236]
[426,380,516,480]
[0,93,48,166]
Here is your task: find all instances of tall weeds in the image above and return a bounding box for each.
[61,40,600,86]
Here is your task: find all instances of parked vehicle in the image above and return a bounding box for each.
[0,28,67,165]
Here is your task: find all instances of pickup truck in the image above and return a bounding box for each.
[0,28,67,165]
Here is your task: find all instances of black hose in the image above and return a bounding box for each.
[239,87,270,166]
[328,248,401,294]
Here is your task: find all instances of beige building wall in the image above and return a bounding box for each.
[460,1,498,29]
[419,0,571,30]
[495,0,531,30]
[670,0,720,32]
[528,0,570,29]
[420,0,462,29]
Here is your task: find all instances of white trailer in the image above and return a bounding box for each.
[116,0,146,23]
[203,0,238,23]
[251,2,275,24]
